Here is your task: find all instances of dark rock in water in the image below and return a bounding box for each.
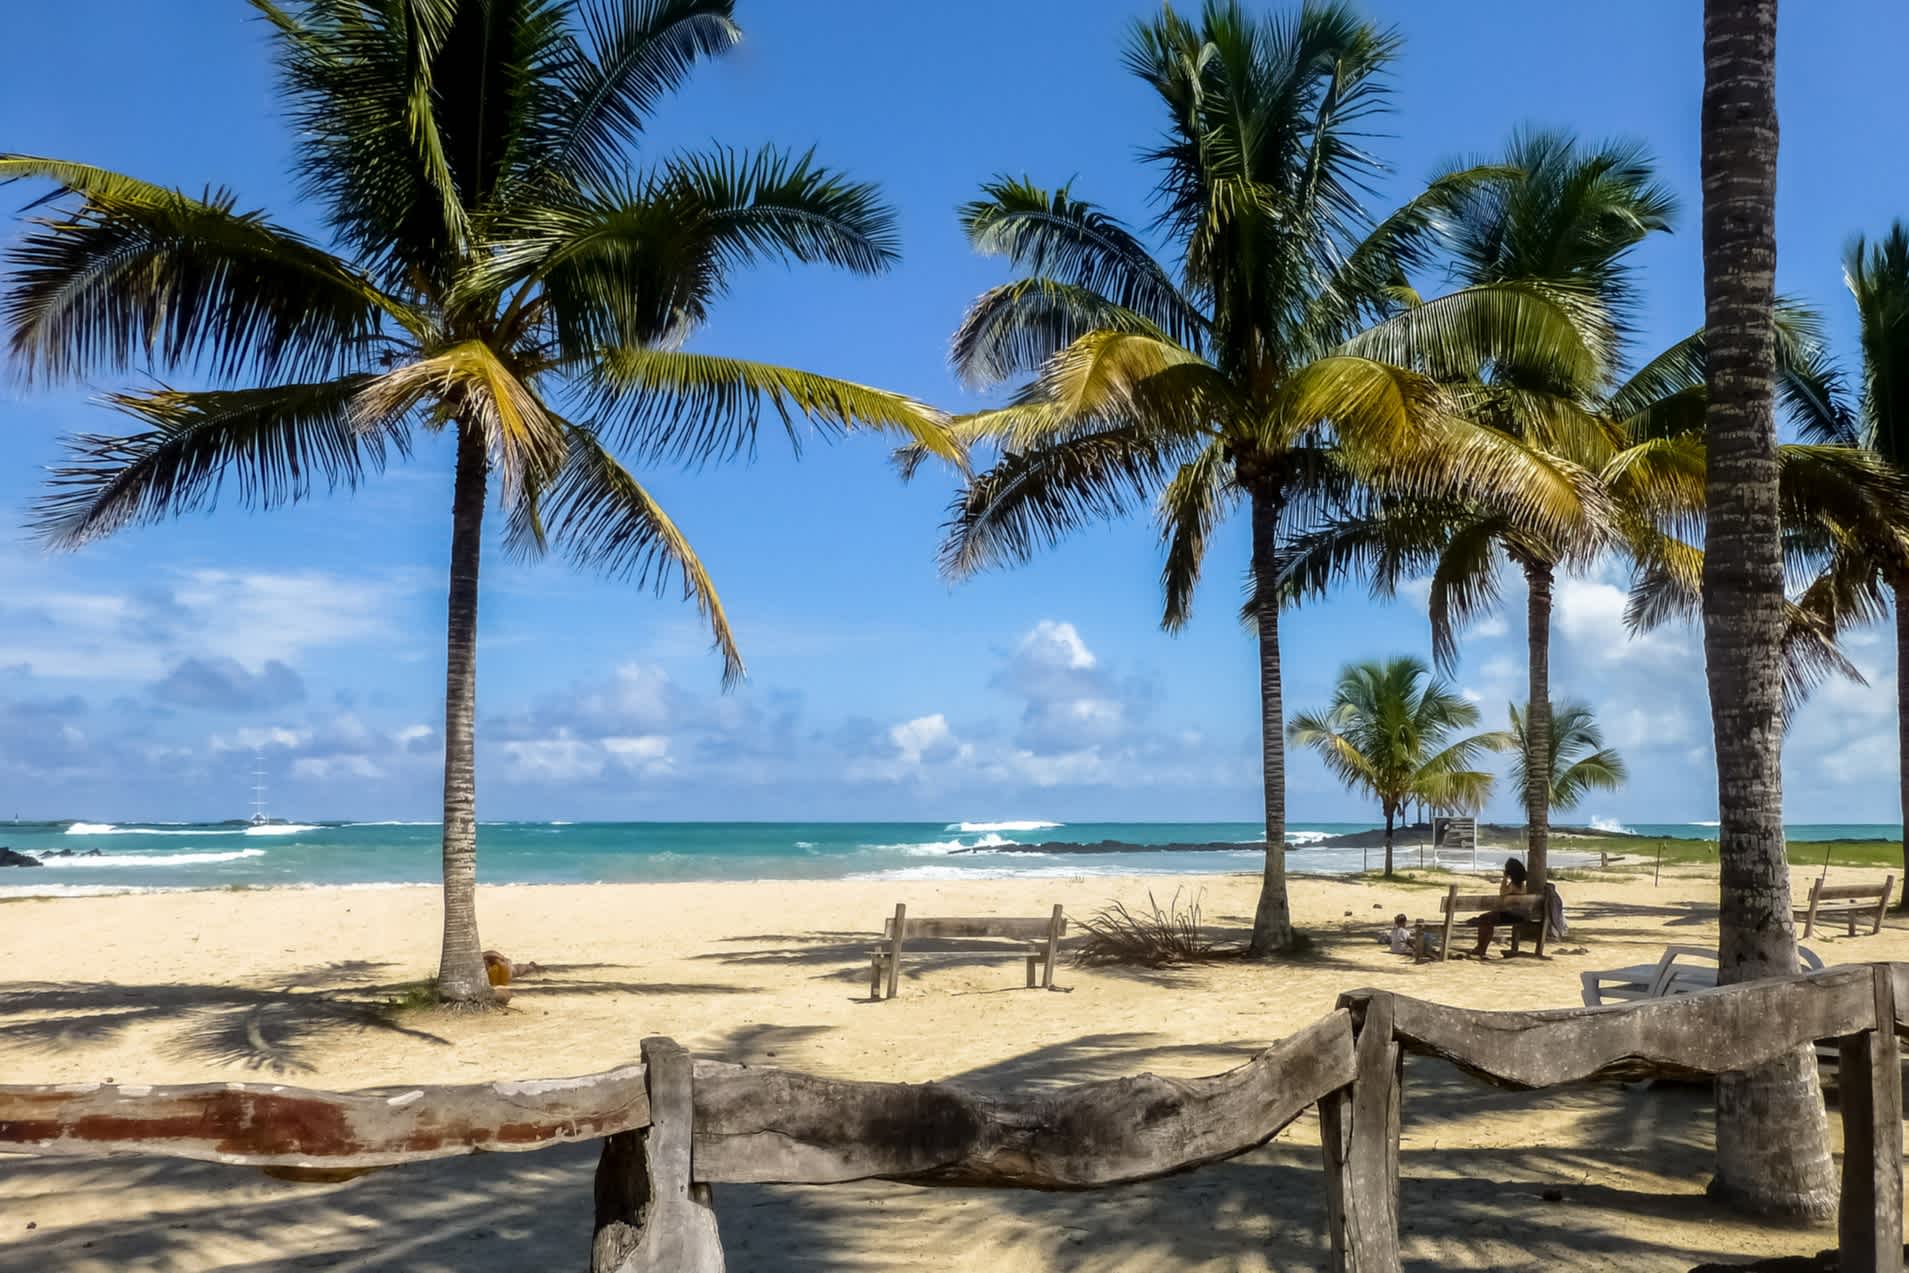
[0,847,43,868]
[45,848,74,858]
[80,848,102,857]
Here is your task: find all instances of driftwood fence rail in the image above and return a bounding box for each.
[2,964,1905,1272]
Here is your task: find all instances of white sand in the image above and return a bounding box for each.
[0,862,1901,1270]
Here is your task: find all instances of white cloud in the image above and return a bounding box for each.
[1016,620,1098,671]
[292,754,383,781]
[500,734,604,782]
[1474,615,1508,639]
[603,734,673,776]
[1821,731,1898,785]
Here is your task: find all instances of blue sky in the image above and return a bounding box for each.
[0,1,1903,824]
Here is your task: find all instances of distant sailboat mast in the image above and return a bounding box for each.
[250,749,268,827]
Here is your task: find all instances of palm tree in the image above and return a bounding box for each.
[1772,224,1909,899]
[1276,130,1670,894]
[936,1,1600,956]
[1289,656,1502,878]
[1697,0,1836,1217]
[1505,700,1625,812]
[1,0,953,1008]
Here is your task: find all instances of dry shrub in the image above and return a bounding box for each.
[1073,889,1218,967]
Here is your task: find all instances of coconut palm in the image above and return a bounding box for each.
[1289,656,1502,878]
[1769,224,1909,898]
[936,1,1602,956]
[1505,700,1625,812]
[1695,0,1836,1217]
[1,0,953,1007]
[1275,130,1671,893]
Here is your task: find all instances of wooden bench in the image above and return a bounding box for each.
[1430,884,1558,962]
[1795,875,1894,939]
[868,903,1066,1000]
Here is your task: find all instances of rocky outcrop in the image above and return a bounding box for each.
[0,847,44,867]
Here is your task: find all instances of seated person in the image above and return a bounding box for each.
[1387,913,1411,954]
[1466,857,1528,957]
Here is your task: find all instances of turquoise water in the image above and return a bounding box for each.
[0,819,1898,895]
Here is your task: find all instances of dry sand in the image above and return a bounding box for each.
[0,862,1903,1271]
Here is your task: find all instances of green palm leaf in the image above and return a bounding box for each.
[0,156,410,382]
[590,347,955,465]
[516,425,743,684]
[32,377,407,547]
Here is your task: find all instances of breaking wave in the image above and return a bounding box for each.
[32,848,267,867]
[944,820,1062,833]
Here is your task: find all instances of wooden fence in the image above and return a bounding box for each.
[1,964,1905,1273]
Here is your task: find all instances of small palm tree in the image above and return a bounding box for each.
[1506,700,1625,812]
[1,0,953,1007]
[1289,656,1503,879]
[937,1,1600,955]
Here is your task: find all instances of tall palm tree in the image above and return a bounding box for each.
[936,1,1600,956]
[1698,0,1836,1217]
[1289,656,1501,878]
[1505,700,1625,812]
[1,0,953,1008]
[1277,130,1671,894]
[1773,224,1909,898]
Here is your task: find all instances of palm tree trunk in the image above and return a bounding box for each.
[1897,578,1909,907]
[436,425,496,1008]
[1247,486,1294,956]
[1382,804,1395,880]
[1523,561,1553,891]
[1700,0,1834,1217]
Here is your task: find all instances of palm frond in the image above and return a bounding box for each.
[1157,437,1236,631]
[521,424,742,683]
[959,176,1204,350]
[31,376,406,547]
[951,282,1169,389]
[590,347,955,466]
[533,0,742,187]
[355,342,565,496]
[941,422,1202,579]
[1344,279,1611,396]
[0,156,407,382]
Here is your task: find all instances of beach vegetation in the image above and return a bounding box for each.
[0,0,953,1007]
[1288,655,1503,879]
[937,0,1601,957]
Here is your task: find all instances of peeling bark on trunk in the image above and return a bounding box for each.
[1523,561,1553,891]
[1248,485,1294,955]
[436,425,495,1008]
[1700,0,1835,1217]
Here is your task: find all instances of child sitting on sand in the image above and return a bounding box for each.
[1386,913,1410,954]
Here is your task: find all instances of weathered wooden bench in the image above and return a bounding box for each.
[1430,883,1558,961]
[1795,874,1894,939]
[868,903,1066,1000]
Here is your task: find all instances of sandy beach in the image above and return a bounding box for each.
[1,863,1903,1270]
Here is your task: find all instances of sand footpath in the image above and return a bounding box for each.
[0,863,1902,1270]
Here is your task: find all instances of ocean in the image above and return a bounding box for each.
[0,819,1899,897]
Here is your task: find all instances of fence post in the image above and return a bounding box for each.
[1326,992,1402,1273]
[591,1037,725,1273]
[1837,965,1903,1273]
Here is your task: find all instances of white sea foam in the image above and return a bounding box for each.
[888,832,1016,856]
[1285,830,1331,845]
[793,841,816,850]
[1690,820,1721,827]
[1590,816,1635,835]
[243,823,319,836]
[944,820,1062,833]
[350,820,439,827]
[65,823,247,837]
[30,848,267,867]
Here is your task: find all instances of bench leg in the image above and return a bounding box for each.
[869,955,884,1001]
[1026,954,1039,988]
